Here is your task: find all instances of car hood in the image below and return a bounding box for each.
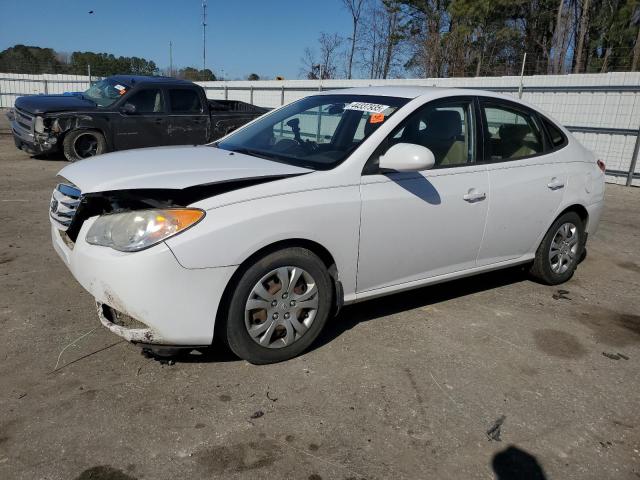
[15,94,97,114]
[58,145,313,193]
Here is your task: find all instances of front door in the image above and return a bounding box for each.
[357,98,490,293]
[114,88,168,150]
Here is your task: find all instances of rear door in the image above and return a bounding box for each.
[114,88,168,150]
[476,99,567,266]
[166,88,209,145]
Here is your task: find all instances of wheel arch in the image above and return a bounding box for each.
[213,238,343,345]
[62,125,112,152]
[557,203,589,231]
[532,202,590,255]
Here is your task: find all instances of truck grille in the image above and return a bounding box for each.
[50,183,82,231]
[14,107,34,132]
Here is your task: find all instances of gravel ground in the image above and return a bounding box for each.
[0,134,639,480]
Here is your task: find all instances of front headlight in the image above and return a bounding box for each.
[34,115,45,133]
[86,208,205,252]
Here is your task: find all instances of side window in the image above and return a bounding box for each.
[387,100,475,167]
[542,117,567,149]
[482,104,544,161]
[169,89,203,113]
[126,89,164,113]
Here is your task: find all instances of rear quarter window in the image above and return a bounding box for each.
[169,89,203,113]
[542,117,568,149]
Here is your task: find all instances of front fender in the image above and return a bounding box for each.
[165,186,361,300]
[53,113,113,150]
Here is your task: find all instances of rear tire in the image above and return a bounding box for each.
[224,248,333,364]
[530,211,585,285]
[62,129,106,162]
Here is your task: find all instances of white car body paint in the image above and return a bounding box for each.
[59,144,312,193]
[51,87,605,346]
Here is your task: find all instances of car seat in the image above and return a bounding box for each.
[418,110,466,166]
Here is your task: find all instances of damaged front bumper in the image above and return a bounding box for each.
[51,217,237,347]
[97,302,156,343]
[10,113,58,155]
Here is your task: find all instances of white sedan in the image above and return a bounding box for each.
[50,87,605,364]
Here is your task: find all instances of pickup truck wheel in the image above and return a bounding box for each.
[63,129,106,162]
[530,211,585,285]
[224,248,333,364]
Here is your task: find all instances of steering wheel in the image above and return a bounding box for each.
[286,118,319,153]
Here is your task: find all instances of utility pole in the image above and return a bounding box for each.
[169,41,173,77]
[202,0,207,80]
[518,52,527,99]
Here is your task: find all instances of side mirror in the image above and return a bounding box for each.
[379,143,436,172]
[120,102,136,114]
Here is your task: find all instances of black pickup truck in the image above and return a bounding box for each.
[8,75,269,161]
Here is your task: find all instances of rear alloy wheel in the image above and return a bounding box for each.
[530,211,585,285]
[224,248,332,364]
[62,129,106,162]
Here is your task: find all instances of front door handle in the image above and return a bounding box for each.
[547,178,565,190]
[463,189,487,202]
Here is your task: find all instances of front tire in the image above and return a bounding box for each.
[62,129,106,162]
[224,248,333,364]
[530,211,585,285]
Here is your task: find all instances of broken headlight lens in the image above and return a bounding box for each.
[86,209,205,252]
[34,116,45,133]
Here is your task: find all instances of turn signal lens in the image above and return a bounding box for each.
[597,159,606,173]
[86,208,205,252]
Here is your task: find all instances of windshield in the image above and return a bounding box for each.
[216,94,409,170]
[83,78,131,107]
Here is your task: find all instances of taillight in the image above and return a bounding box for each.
[597,159,606,173]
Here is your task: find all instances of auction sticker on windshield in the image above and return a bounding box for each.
[345,102,389,113]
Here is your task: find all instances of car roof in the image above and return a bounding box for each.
[319,85,520,101]
[108,75,193,86]
[317,85,544,113]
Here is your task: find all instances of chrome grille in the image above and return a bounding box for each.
[50,183,82,231]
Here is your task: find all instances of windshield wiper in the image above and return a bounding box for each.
[227,147,276,161]
[76,93,97,105]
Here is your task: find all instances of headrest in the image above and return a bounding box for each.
[499,124,530,140]
[424,110,462,139]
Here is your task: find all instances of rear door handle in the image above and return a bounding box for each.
[154,118,164,125]
[463,189,487,202]
[547,178,565,190]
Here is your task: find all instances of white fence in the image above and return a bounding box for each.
[2,72,639,186]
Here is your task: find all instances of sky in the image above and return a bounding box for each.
[0,0,354,79]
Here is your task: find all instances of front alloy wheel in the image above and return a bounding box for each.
[245,266,319,349]
[224,248,333,364]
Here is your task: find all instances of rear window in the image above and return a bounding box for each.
[169,89,202,113]
[543,118,567,148]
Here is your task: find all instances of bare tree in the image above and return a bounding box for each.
[359,0,406,79]
[318,32,344,78]
[342,0,366,79]
[574,0,591,73]
[300,33,343,79]
[631,5,640,71]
